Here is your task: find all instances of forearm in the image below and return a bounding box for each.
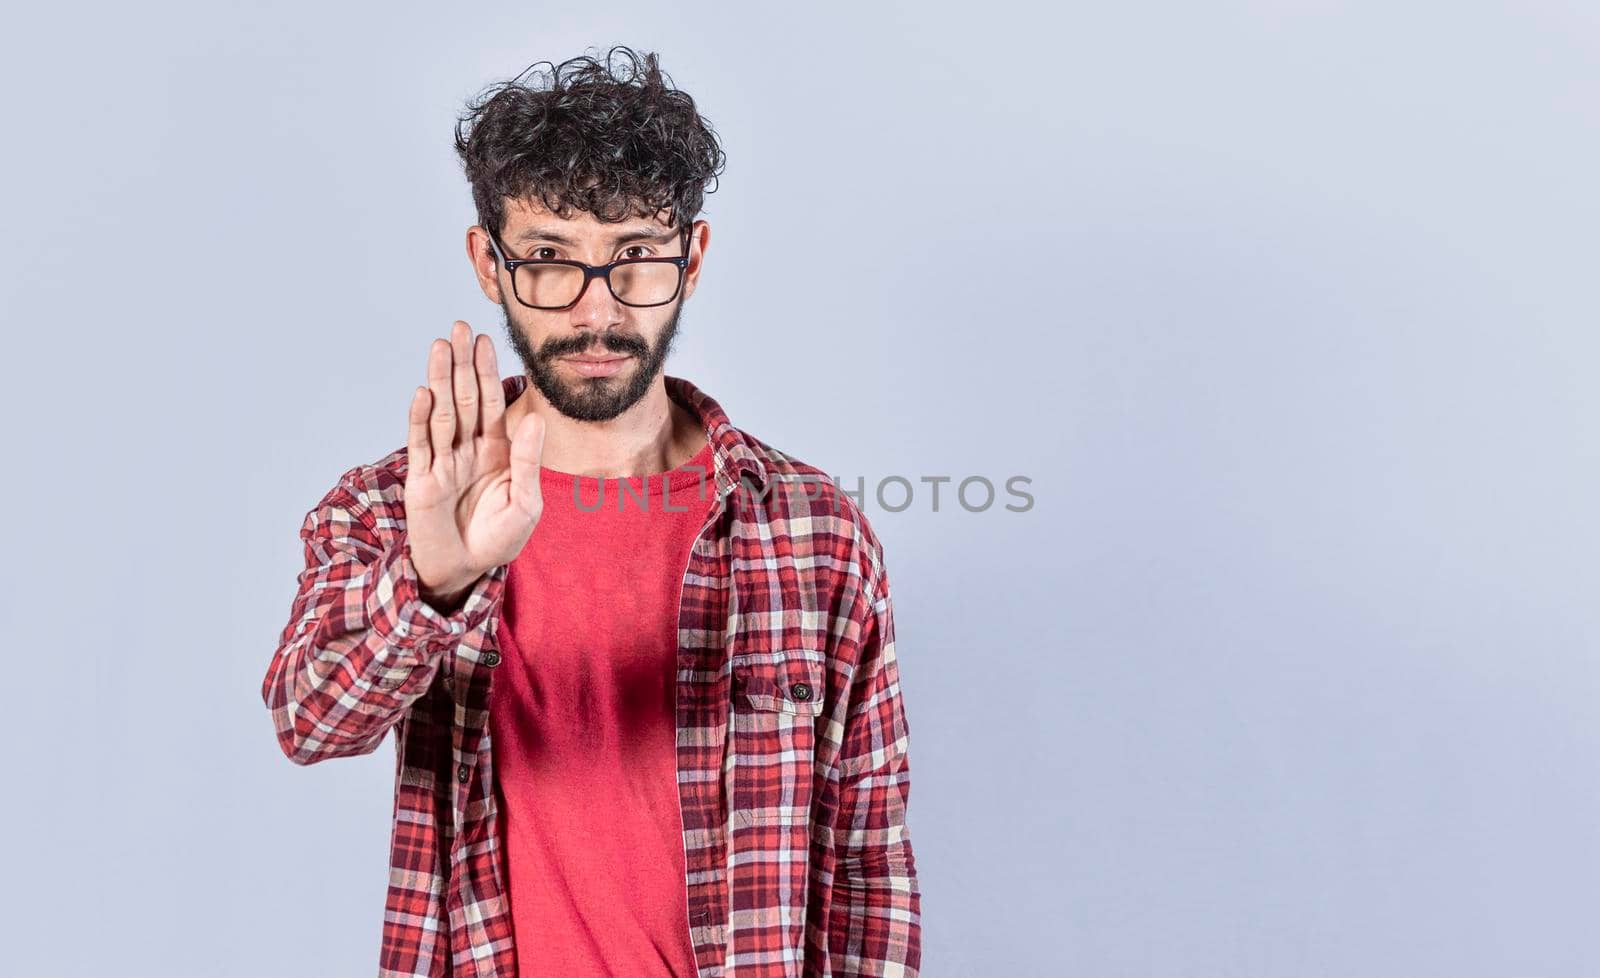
[829,751,923,977]
[261,485,503,764]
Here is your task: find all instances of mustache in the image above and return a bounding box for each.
[541,331,649,359]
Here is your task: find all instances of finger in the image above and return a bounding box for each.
[508,411,546,516]
[407,385,433,473]
[451,321,479,446]
[427,337,456,457]
[476,333,506,443]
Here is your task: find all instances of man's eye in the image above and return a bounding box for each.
[532,247,558,260]
[622,245,651,259]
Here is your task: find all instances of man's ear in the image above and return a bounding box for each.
[467,227,504,305]
[682,220,710,302]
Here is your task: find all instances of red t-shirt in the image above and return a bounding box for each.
[489,437,717,978]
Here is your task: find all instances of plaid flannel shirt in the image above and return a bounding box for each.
[260,374,922,978]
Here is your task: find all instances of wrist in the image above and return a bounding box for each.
[412,553,482,615]
[419,571,481,612]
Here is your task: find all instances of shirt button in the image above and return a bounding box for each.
[791,682,812,701]
[457,765,470,783]
[482,650,501,667]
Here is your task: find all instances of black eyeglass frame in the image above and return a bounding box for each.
[485,223,693,310]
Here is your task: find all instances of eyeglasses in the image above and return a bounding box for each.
[485,224,692,310]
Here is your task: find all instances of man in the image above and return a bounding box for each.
[261,46,921,978]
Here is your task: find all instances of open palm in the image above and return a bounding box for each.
[404,320,546,606]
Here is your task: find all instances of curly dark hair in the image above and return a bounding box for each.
[453,45,726,240]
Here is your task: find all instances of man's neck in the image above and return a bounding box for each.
[505,377,708,479]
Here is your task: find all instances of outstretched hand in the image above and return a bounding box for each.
[404,320,546,608]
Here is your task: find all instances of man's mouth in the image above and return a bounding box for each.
[560,353,633,377]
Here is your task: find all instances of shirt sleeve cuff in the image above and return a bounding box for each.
[364,532,507,651]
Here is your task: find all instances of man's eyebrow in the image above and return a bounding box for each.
[515,225,677,245]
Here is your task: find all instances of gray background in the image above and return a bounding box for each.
[3,2,1596,975]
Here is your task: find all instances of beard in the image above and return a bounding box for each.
[501,298,684,422]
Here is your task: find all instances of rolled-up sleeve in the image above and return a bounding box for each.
[260,481,503,765]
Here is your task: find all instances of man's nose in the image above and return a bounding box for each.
[567,267,625,325]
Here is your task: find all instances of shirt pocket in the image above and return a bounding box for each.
[729,647,826,827]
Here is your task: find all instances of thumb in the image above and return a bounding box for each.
[508,412,546,516]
